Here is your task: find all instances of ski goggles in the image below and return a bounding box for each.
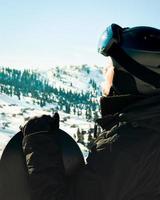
[98,24,123,56]
[98,24,160,88]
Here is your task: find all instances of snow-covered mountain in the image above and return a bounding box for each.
[0,65,104,158]
[43,65,103,92]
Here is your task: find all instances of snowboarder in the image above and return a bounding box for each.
[21,24,160,200]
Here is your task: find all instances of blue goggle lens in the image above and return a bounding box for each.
[98,24,122,56]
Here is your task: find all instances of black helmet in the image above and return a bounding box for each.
[98,24,160,94]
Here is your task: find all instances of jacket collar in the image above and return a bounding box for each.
[100,94,145,117]
[97,94,160,133]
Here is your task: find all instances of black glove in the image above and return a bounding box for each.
[20,113,60,136]
[21,112,67,200]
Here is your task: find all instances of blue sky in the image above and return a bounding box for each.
[0,0,159,69]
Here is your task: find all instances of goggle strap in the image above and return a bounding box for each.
[109,44,160,88]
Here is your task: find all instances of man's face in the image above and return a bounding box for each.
[103,62,114,96]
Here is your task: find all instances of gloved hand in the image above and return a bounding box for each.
[20,112,66,200]
[20,113,60,136]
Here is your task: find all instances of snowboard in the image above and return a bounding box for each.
[0,130,85,200]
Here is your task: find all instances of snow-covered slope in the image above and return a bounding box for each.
[40,65,104,93]
[0,65,104,158]
[0,93,91,158]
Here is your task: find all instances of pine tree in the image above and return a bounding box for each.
[93,111,99,121]
[87,133,94,149]
[77,128,84,144]
[65,103,71,114]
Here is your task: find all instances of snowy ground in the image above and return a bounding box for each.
[0,93,90,159]
[0,65,104,159]
[0,133,11,157]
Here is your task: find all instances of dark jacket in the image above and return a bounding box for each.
[23,95,160,200]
